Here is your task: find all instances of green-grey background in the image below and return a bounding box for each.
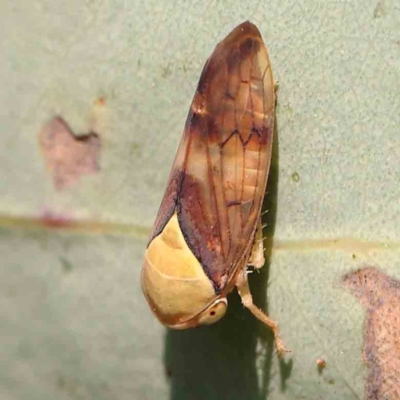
[2,0,400,399]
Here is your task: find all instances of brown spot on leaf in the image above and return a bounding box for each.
[343,267,400,399]
[316,358,326,373]
[39,117,101,190]
[95,97,106,107]
[41,209,74,229]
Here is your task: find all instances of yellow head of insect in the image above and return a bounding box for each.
[142,212,228,329]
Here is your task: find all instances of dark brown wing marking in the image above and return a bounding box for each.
[149,21,274,293]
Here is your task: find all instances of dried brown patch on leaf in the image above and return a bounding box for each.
[39,117,101,190]
[41,209,73,229]
[316,358,326,373]
[342,267,400,399]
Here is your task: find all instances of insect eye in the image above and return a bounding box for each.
[197,298,228,326]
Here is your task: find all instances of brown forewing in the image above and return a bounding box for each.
[149,21,274,293]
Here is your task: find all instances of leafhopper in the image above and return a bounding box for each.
[142,21,288,355]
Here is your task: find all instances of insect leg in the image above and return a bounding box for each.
[247,217,265,269]
[235,270,290,357]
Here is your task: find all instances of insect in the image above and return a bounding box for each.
[142,21,288,355]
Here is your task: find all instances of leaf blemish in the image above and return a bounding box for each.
[316,358,326,374]
[41,209,74,229]
[39,117,101,190]
[342,267,400,398]
[291,172,300,182]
